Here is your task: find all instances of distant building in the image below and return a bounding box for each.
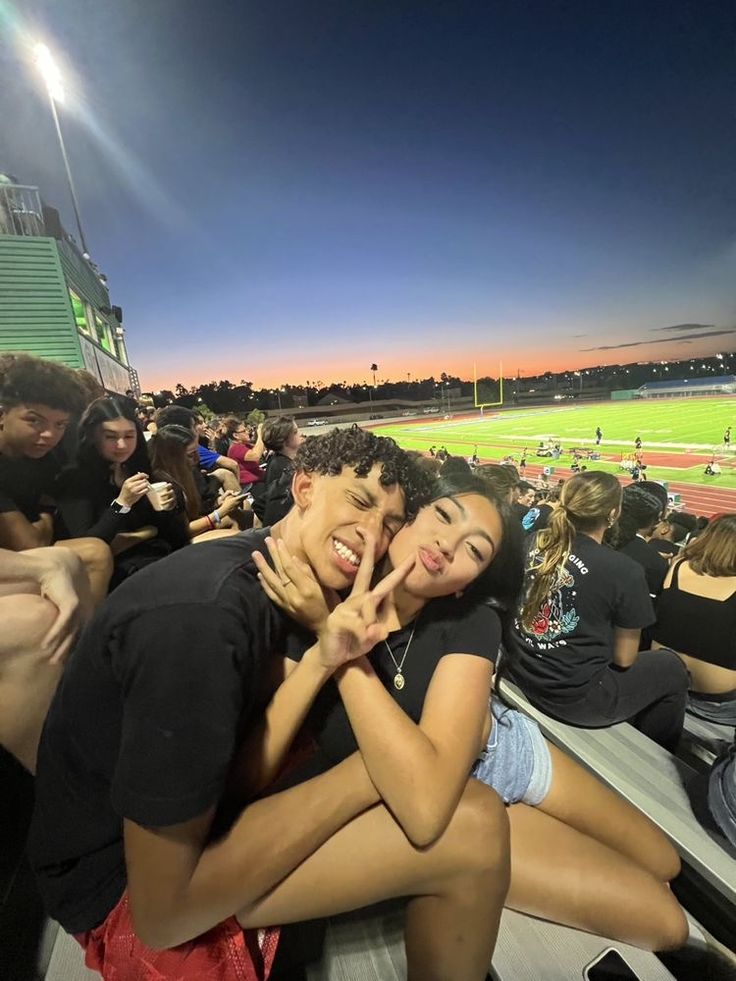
[637,375,736,399]
[0,176,136,395]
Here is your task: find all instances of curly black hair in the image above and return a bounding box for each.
[0,353,87,415]
[296,425,435,519]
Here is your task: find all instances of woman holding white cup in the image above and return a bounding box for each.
[56,398,189,588]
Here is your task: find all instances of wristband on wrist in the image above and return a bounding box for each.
[212,509,222,526]
[206,515,215,530]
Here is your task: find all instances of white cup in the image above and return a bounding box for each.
[146,481,172,511]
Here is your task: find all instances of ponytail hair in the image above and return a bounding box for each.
[520,471,621,629]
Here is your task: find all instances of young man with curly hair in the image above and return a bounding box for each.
[29,426,510,981]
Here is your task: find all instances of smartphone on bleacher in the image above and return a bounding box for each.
[583,948,640,981]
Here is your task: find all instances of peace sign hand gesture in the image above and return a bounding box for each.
[316,536,415,672]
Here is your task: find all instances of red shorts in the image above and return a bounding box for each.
[75,893,280,980]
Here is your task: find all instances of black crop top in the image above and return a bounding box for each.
[652,560,736,670]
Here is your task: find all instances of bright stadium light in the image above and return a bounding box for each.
[33,41,89,256]
[34,43,64,102]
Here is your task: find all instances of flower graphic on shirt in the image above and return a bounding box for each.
[527,566,579,642]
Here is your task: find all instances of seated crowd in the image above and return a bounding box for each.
[1,351,735,980]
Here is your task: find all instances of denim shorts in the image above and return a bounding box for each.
[688,689,736,727]
[472,698,552,806]
[708,741,736,848]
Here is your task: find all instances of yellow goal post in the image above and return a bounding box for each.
[473,361,504,414]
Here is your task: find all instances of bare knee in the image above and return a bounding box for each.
[449,779,510,877]
[63,537,112,575]
[653,900,689,951]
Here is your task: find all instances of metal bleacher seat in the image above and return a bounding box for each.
[498,679,736,910]
[304,902,675,980]
[681,711,734,766]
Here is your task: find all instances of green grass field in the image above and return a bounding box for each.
[378,398,736,490]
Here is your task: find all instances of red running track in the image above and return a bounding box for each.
[517,461,736,517]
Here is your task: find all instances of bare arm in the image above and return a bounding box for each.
[612,627,641,668]
[215,455,240,474]
[336,652,492,846]
[0,510,54,551]
[125,752,378,949]
[231,648,330,794]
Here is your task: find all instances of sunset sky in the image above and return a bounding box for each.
[3,1,735,391]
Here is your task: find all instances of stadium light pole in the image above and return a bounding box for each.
[34,43,90,256]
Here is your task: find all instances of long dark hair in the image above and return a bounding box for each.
[75,396,150,476]
[149,424,201,520]
[420,471,525,620]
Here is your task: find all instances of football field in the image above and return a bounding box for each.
[375,397,736,515]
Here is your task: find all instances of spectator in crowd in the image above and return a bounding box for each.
[650,518,682,559]
[513,480,536,522]
[688,515,710,542]
[251,415,303,526]
[0,353,111,603]
[503,471,689,750]
[228,419,266,494]
[156,405,240,492]
[439,454,472,479]
[651,515,736,725]
[476,463,518,504]
[608,484,669,596]
[262,415,302,486]
[28,429,511,981]
[214,416,239,455]
[259,472,687,953]
[149,424,245,538]
[55,397,189,588]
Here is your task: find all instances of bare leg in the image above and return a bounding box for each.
[210,467,241,494]
[506,804,688,950]
[237,780,510,981]
[0,593,61,772]
[540,742,681,881]
[55,538,112,608]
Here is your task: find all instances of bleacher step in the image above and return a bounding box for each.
[498,680,736,909]
[304,903,675,980]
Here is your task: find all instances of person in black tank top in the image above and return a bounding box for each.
[652,515,736,725]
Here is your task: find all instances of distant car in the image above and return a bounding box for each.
[535,447,554,458]
[369,413,384,420]
[401,410,412,416]
[423,407,440,414]
[307,418,323,426]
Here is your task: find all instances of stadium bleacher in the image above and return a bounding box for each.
[638,376,736,399]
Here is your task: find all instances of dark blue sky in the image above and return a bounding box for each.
[3,0,735,389]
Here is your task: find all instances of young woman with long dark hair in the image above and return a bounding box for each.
[56,397,188,587]
[149,424,245,538]
[249,471,688,953]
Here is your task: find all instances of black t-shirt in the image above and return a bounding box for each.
[287,596,501,770]
[0,450,60,520]
[620,536,669,596]
[264,453,294,487]
[506,533,655,700]
[650,537,679,558]
[28,528,307,934]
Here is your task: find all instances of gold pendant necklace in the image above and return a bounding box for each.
[383,612,421,691]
